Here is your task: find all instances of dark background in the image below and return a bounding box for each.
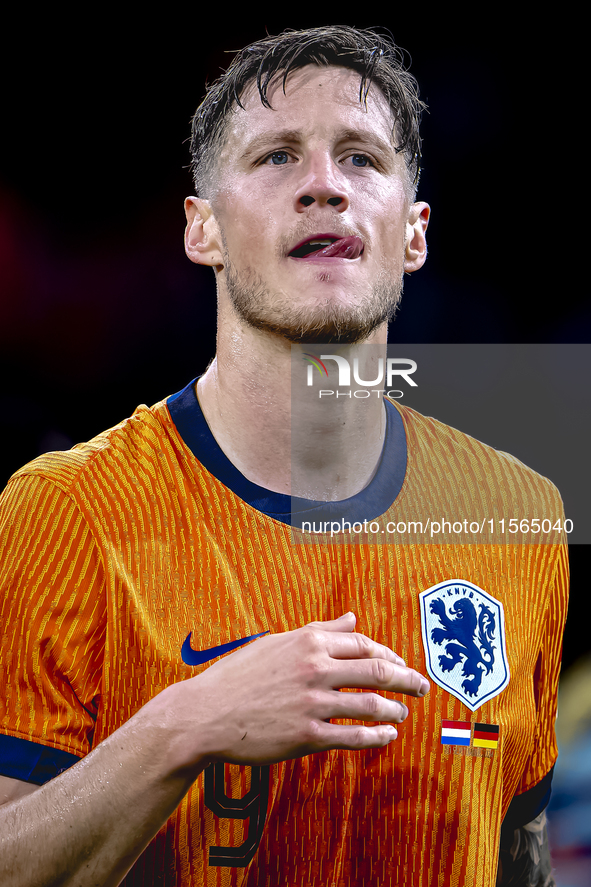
[1,10,587,666]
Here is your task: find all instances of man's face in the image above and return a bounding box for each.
[188,64,429,344]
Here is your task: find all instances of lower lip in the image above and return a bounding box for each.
[288,254,363,263]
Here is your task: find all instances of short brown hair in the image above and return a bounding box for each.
[189,25,426,199]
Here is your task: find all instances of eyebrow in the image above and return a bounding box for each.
[240,129,302,161]
[240,127,395,162]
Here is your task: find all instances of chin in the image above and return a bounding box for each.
[224,261,401,345]
[239,305,393,345]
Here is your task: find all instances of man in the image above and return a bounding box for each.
[0,26,567,886]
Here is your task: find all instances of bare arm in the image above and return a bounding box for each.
[0,613,429,887]
[496,811,556,886]
[0,702,201,887]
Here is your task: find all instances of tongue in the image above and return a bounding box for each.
[311,236,364,259]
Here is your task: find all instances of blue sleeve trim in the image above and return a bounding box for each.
[502,767,554,831]
[0,734,81,785]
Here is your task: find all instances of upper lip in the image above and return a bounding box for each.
[288,232,364,257]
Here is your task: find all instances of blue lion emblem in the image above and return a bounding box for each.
[429,597,496,698]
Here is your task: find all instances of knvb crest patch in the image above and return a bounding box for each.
[419,580,510,711]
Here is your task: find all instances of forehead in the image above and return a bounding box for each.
[220,64,397,157]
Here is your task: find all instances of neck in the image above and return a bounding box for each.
[197,305,388,500]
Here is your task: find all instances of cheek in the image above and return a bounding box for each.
[357,181,409,239]
[372,213,407,256]
[219,175,280,226]
[215,196,259,254]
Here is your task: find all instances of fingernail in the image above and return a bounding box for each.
[419,678,430,696]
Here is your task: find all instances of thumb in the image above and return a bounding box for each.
[307,612,356,632]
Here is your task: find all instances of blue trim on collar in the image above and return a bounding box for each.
[167,378,407,526]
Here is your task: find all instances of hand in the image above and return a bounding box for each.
[165,612,430,769]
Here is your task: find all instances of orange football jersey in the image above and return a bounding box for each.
[0,379,569,886]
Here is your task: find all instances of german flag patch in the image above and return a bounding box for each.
[472,723,500,749]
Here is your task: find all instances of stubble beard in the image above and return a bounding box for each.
[221,249,404,346]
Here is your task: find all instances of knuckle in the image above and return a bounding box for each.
[300,718,323,746]
[303,688,324,711]
[296,662,328,700]
[295,631,331,685]
[304,619,323,630]
[300,624,319,639]
[299,625,325,654]
[363,693,382,717]
[376,659,392,684]
[300,655,328,685]
[372,658,393,686]
[356,634,373,657]
[350,726,368,747]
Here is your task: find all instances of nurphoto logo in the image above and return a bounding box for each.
[303,352,418,399]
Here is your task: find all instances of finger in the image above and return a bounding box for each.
[328,659,430,697]
[322,629,406,667]
[315,722,400,750]
[326,690,409,724]
[307,612,357,632]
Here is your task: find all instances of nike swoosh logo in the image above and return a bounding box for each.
[181,630,269,666]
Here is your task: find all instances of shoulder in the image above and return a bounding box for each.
[391,399,564,515]
[4,398,178,505]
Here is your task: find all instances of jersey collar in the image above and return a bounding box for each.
[167,378,407,527]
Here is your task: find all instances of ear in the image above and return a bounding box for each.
[184,197,224,268]
[403,202,430,273]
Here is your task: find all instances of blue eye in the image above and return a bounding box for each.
[267,151,289,165]
[351,154,371,167]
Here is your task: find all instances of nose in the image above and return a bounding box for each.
[294,152,349,213]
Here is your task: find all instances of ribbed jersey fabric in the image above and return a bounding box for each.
[0,387,568,886]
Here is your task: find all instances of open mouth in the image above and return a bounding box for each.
[288,235,364,260]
